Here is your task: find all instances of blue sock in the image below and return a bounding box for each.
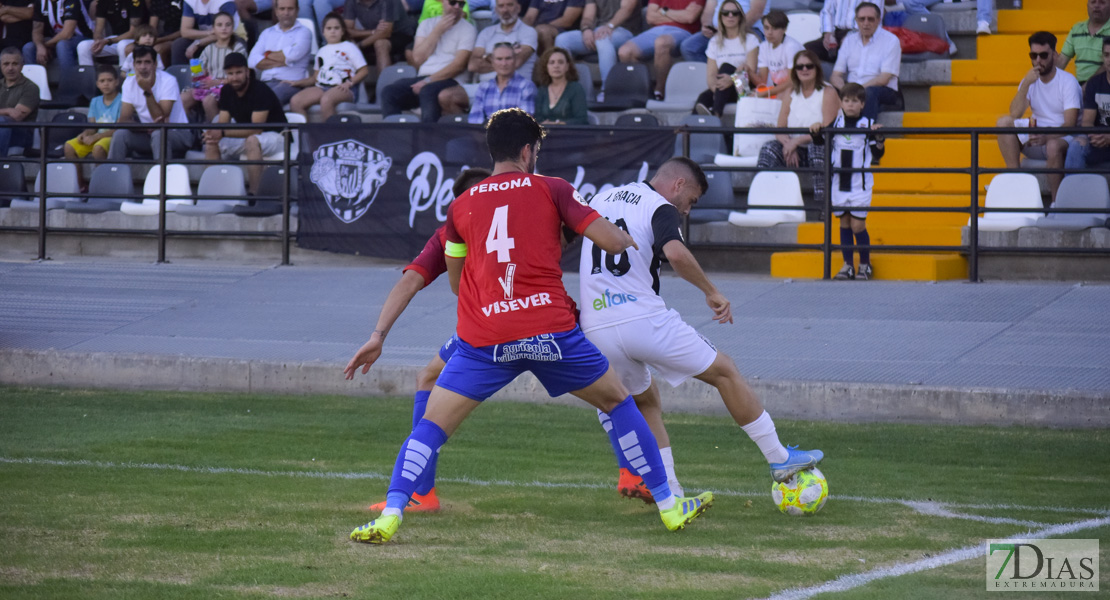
[605,397,673,504]
[840,227,854,265]
[411,390,430,430]
[385,419,448,512]
[855,229,870,265]
[409,391,438,495]
[597,409,634,471]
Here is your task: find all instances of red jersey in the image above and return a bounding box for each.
[405,226,448,287]
[444,172,600,347]
[650,0,705,34]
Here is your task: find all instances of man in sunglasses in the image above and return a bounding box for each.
[996,31,1082,210]
[829,1,900,121]
[1065,37,1110,177]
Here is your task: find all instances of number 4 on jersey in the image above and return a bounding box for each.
[486,205,515,263]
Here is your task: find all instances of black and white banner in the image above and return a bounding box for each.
[297,123,676,259]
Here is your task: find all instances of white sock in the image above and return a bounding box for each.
[659,447,684,497]
[656,495,676,511]
[741,411,789,464]
[381,507,403,521]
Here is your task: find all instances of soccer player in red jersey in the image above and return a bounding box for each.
[351,108,715,544]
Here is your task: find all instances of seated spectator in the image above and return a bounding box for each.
[119,25,165,75]
[997,32,1081,209]
[618,0,705,102]
[830,2,900,121]
[1067,38,1110,175]
[24,0,94,68]
[65,65,121,161]
[248,0,314,105]
[108,45,197,160]
[0,47,39,158]
[468,42,535,123]
[533,46,586,124]
[902,0,995,37]
[175,0,239,66]
[756,49,837,216]
[522,0,583,55]
[0,0,35,55]
[203,52,287,194]
[681,0,767,63]
[181,11,247,122]
[803,0,868,65]
[419,0,469,24]
[755,10,802,97]
[147,0,183,65]
[1058,0,1110,86]
[344,0,416,72]
[553,0,640,102]
[692,0,757,117]
[77,0,144,66]
[288,13,369,120]
[380,0,474,122]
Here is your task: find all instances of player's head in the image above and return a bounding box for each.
[762,10,789,45]
[486,108,546,172]
[839,82,866,117]
[451,167,492,198]
[1028,31,1057,76]
[650,157,708,216]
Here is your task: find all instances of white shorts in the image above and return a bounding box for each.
[584,309,718,395]
[218,131,284,159]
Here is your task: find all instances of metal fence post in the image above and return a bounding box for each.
[282,126,292,266]
[157,124,169,263]
[822,130,832,279]
[969,130,979,282]
[37,123,47,260]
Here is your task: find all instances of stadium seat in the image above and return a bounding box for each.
[353,63,417,113]
[590,63,650,111]
[175,165,248,215]
[785,11,822,47]
[326,113,362,123]
[728,171,805,226]
[675,114,725,164]
[587,111,600,125]
[21,65,51,101]
[1035,175,1110,231]
[44,65,97,108]
[10,163,79,211]
[44,111,86,159]
[0,162,26,207]
[575,63,594,97]
[971,173,1042,231]
[383,113,419,123]
[167,65,193,93]
[900,14,952,62]
[298,18,320,56]
[263,113,304,162]
[614,113,659,127]
[65,164,134,213]
[121,165,194,215]
[689,169,735,223]
[645,61,706,112]
[439,114,468,124]
[233,166,288,217]
[713,153,759,168]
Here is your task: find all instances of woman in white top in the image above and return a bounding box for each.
[693,0,760,118]
[287,12,369,120]
[756,49,840,216]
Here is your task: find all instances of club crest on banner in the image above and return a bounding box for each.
[310,140,392,223]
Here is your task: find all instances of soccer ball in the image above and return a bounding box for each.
[771,467,828,516]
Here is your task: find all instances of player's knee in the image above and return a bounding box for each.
[416,364,441,390]
[618,44,636,62]
[698,352,741,387]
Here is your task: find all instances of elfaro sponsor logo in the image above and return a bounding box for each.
[986,539,1098,592]
[592,289,638,311]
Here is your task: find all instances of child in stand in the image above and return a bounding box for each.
[810,82,885,280]
[119,26,165,76]
[180,11,248,123]
[286,12,368,121]
[755,10,804,98]
[64,65,122,164]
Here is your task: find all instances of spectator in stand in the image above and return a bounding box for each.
[803,0,869,64]
[418,0,469,23]
[756,49,838,219]
[24,0,94,68]
[1066,38,1110,175]
[554,0,640,103]
[288,12,369,119]
[379,0,474,122]
[108,45,197,159]
[344,0,416,72]
[830,2,901,121]
[175,0,239,66]
[522,0,583,55]
[0,47,39,158]
[0,1,35,55]
[692,0,757,118]
[204,52,287,194]
[119,24,165,75]
[618,0,705,102]
[65,65,121,161]
[902,0,995,36]
[77,0,144,66]
[755,10,803,97]
[680,0,766,63]
[248,0,314,104]
[1058,0,1110,86]
[533,46,586,124]
[181,11,247,122]
[148,0,183,65]
[468,42,534,123]
[997,32,1081,209]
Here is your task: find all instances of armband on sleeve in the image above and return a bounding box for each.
[444,240,469,258]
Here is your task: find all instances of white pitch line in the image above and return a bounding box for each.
[903,501,1047,528]
[761,516,1110,600]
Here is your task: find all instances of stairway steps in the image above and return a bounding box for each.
[770,251,968,281]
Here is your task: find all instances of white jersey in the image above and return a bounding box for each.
[578,181,684,332]
[827,111,880,211]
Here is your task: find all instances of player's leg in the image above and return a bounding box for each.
[632,379,684,498]
[849,215,871,279]
[1045,137,1068,207]
[835,213,855,279]
[996,115,1022,168]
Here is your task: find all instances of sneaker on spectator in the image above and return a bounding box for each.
[976,21,992,35]
[834,264,855,280]
[857,263,873,281]
[694,103,712,116]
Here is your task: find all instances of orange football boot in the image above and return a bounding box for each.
[367,488,441,512]
[617,468,655,504]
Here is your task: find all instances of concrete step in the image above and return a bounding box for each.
[1014,0,1086,13]
[930,84,1018,114]
[796,223,964,246]
[882,138,1006,168]
[901,111,1001,128]
[950,60,1032,85]
[998,10,1080,34]
[770,250,968,281]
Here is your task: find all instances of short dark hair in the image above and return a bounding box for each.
[131,45,157,62]
[1028,31,1057,50]
[0,47,23,62]
[855,2,881,17]
[662,157,708,195]
[840,82,867,102]
[452,167,492,197]
[762,9,789,30]
[95,64,119,79]
[486,108,546,163]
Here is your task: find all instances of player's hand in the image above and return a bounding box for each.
[620,229,639,251]
[1090,133,1110,148]
[582,28,597,52]
[705,292,733,324]
[344,334,385,379]
[822,32,837,51]
[91,38,108,54]
[1021,68,1039,87]
[870,123,885,142]
[714,73,731,91]
[436,11,460,32]
[1027,133,1045,146]
[411,78,429,93]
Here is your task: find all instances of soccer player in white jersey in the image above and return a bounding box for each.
[579,157,824,497]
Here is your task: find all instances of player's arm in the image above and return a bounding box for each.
[582,218,638,254]
[662,239,732,324]
[344,269,428,379]
[446,256,464,295]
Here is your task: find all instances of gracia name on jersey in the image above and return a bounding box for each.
[592,288,638,311]
[482,292,553,317]
[469,177,533,195]
[603,189,641,205]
